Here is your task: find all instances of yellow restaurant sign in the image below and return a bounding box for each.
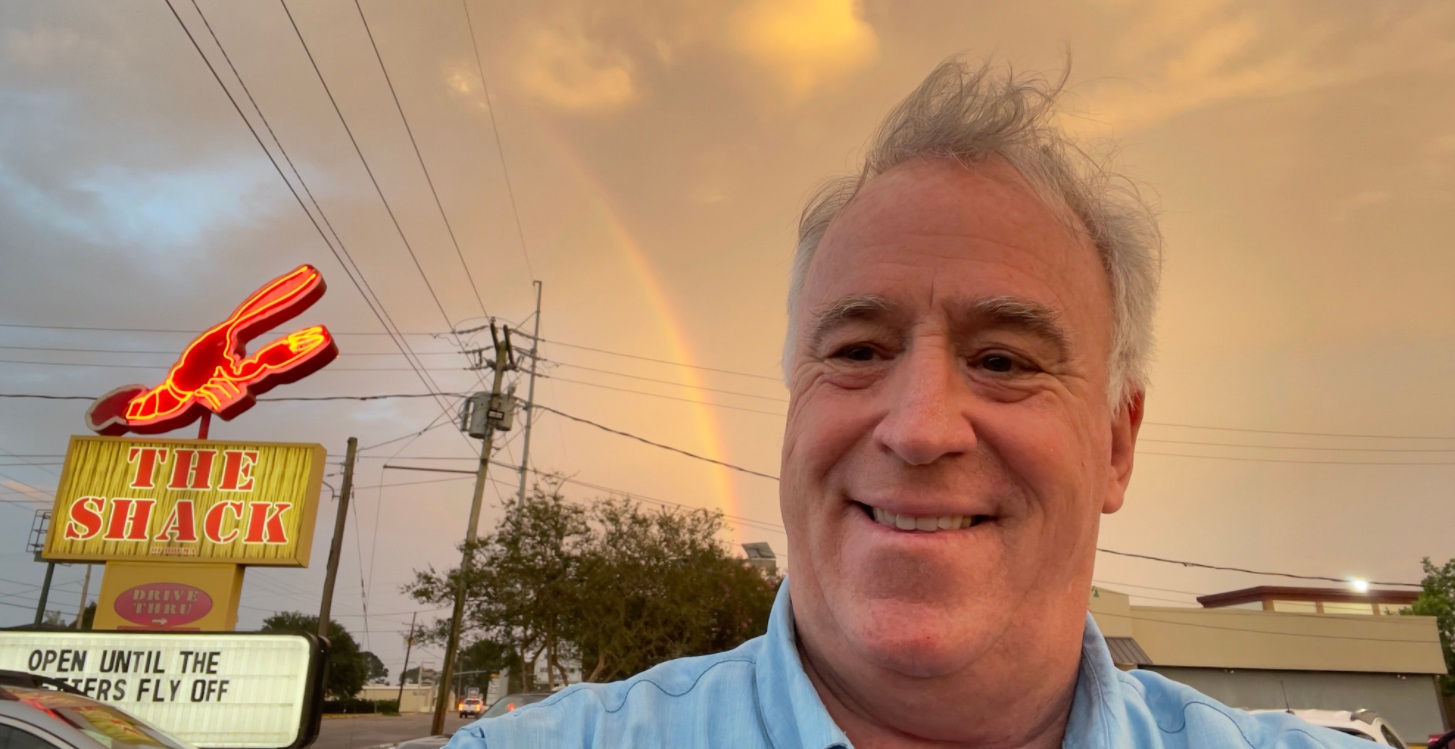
[43,436,325,566]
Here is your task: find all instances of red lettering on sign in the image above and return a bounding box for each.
[203,501,244,543]
[127,447,169,490]
[153,500,198,543]
[219,450,258,492]
[243,502,291,544]
[104,498,156,541]
[63,497,105,540]
[168,449,216,491]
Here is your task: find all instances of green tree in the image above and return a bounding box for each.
[458,638,517,694]
[571,497,780,682]
[67,602,97,631]
[1405,557,1455,694]
[409,480,588,691]
[261,612,367,700]
[406,480,781,688]
[361,651,389,684]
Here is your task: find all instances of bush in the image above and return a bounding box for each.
[322,697,377,714]
[372,699,400,714]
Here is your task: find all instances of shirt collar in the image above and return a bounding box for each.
[758,579,1130,749]
[757,578,852,749]
[1064,612,1133,749]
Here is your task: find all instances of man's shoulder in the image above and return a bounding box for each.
[1114,670,1376,748]
[446,638,769,749]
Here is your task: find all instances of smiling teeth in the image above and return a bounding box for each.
[872,507,980,532]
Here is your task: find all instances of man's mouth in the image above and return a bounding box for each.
[857,502,994,533]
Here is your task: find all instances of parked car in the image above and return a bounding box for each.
[457,697,484,718]
[1252,709,1407,746]
[393,737,450,749]
[0,670,195,749]
[479,691,554,719]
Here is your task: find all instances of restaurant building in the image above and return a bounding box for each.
[1090,586,1447,742]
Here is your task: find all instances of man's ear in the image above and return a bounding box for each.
[1103,391,1144,515]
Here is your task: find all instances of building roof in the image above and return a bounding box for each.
[1105,637,1154,667]
[1196,586,1419,609]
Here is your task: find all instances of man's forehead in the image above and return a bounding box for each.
[802,159,1106,316]
[816,159,1094,275]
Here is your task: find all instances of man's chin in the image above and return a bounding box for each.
[839,598,1000,679]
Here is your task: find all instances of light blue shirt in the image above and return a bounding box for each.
[448,580,1368,748]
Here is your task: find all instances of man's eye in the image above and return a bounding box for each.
[831,345,877,362]
[975,354,1025,374]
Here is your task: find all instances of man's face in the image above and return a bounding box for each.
[781,158,1141,679]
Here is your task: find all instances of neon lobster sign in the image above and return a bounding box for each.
[86,265,338,437]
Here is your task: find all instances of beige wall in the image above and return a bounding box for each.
[1089,587,1135,638]
[357,684,452,713]
[1092,603,1445,675]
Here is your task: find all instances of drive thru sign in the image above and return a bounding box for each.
[0,630,324,749]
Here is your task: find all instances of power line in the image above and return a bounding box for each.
[1138,451,1455,467]
[0,392,463,402]
[0,323,441,336]
[0,358,472,372]
[1099,610,1437,644]
[1145,421,1455,441]
[460,0,534,281]
[280,1,456,335]
[535,337,780,382]
[164,0,459,419]
[0,344,468,358]
[275,0,466,419]
[359,411,458,452]
[353,0,491,325]
[1095,548,1419,588]
[1140,438,1455,454]
[532,405,779,480]
[544,359,787,403]
[541,375,786,417]
[354,474,473,491]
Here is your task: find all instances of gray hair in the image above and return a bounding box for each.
[784,59,1162,412]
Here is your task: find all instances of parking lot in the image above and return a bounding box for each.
[315,714,475,749]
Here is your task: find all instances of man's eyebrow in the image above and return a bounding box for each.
[964,296,1070,358]
[805,294,894,351]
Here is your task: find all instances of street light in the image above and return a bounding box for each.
[1349,578,1370,594]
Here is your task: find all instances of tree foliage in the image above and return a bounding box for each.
[260,612,367,700]
[361,651,389,684]
[406,480,781,688]
[1406,557,1455,694]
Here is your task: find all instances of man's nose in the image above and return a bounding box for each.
[871,344,978,466]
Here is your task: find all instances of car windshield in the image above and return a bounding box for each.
[481,693,550,719]
[8,687,197,749]
[1331,728,1379,742]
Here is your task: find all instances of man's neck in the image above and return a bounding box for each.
[795,620,1084,749]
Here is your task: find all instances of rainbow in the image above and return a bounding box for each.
[546,145,743,526]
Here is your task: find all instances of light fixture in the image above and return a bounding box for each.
[1349,578,1370,594]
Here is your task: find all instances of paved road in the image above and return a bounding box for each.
[313,714,474,749]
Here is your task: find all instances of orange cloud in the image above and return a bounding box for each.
[729,0,878,98]
[515,22,638,112]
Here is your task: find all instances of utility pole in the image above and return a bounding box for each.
[396,611,417,711]
[318,437,358,638]
[74,564,92,630]
[32,563,55,627]
[432,322,514,735]
[516,281,542,508]
[28,511,53,627]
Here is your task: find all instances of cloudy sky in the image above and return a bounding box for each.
[2,0,1453,676]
